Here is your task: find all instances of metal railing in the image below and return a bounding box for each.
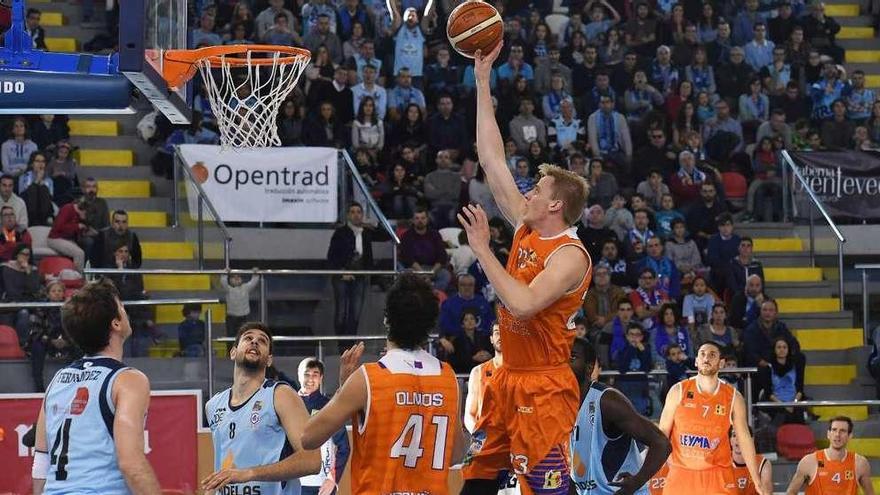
[755,400,880,408]
[340,150,400,267]
[781,150,846,310]
[0,298,219,309]
[855,263,880,346]
[84,268,432,325]
[171,150,232,270]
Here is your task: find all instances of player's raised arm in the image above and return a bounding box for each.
[785,453,816,495]
[112,370,162,495]
[302,366,368,450]
[603,389,672,492]
[658,381,681,438]
[857,453,875,495]
[474,42,526,226]
[31,403,47,495]
[732,391,769,495]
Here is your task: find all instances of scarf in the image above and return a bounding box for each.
[610,316,627,361]
[691,66,709,91]
[656,326,690,356]
[677,165,707,183]
[598,111,617,153]
[636,287,662,329]
[547,91,563,117]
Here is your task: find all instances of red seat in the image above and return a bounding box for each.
[0,325,24,359]
[722,172,748,200]
[39,256,76,280]
[777,423,816,460]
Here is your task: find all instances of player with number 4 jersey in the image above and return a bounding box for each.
[302,273,466,495]
[32,280,162,495]
[785,416,874,495]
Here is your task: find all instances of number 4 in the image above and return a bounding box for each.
[49,418,72,481]
[832,472,841,484]
[390,414,449,470]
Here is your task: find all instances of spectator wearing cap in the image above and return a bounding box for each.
[687,182,727,252]
[303,14,342,63]
[733,0,766,46]
[0,206,30,262]
[1,117,38,178]
[352,64,387,120]
[769,1,798,44]
[629,267,670,334]
[583,264,626,337]
[577,204,617,265]
[650,45,680,97]
[802,2,843,63]
[744,22,775,71]
[668,150,705,205]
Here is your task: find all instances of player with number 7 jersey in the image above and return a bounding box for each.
[302,273,465,495]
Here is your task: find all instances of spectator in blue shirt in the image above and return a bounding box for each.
[438,274,495,340]
[584,0,621,43]
[497,43,534,83]
[846,70,875,123]
[178,304,205,357]
[191,12,223,48]
[744,22,775,71]
[732,0,766,46]
[386,68,426,122]
[351,64,387,120]
[810,62,848,120]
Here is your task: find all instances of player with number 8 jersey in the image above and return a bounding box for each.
[302,273,465,495]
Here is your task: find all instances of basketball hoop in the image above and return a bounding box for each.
[163,45,311,149]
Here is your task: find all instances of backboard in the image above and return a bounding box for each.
[119,0,192,124]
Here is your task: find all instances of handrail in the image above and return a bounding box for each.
[755,400,880,408]
[173,148,233,270]
[0,298,220,308]
[597,367,757,376]
[340,150,400,245]
[85,268,431,276]
[855,264,880,346]
[780,150,846,311]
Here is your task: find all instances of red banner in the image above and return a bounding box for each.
[0,390,202,495]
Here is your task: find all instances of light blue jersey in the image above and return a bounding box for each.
[43,356,131,495]
[570,382,648,495]
[206,379,300,495]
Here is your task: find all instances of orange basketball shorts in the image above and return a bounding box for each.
[665,465,737,495]
[462,365,579,494]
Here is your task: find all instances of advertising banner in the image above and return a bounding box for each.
[0,390,202,494]
[178,145,339,223]
[788,151,880,220]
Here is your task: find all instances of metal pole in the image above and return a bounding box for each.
[224,237,231,271]
[207,309,214,399]
[781,154,790,223]
[838,241,845,312]
[808,206,815,268]
[197,197,205,270]
[172,152,179,228]
[745,373,753,428]
[863,269,870,347]
[260,275,268,323]
[318,341,324,363]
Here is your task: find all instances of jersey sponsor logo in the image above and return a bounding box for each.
[572,479,598,491]
[250,412,260,426]
[252,400,263,412]
[70,387,89,415]
[395,391,444,407]
[543,470,563,489]
[517,406,534,414]
[678,434,720,450]
[211,407,226,427]
[686,391,694,399]
[714,404,726,416]
[588,402,596,424]
[845,469,854,480]
[515,247,539,269]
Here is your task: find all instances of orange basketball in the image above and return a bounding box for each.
[446,1,503,59]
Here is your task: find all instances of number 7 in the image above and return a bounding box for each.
[701,405,710,418]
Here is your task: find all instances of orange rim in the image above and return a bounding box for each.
[162,45,311,90]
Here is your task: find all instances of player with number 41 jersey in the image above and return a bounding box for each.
[302,274,466,495]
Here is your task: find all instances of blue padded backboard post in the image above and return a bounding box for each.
[3,0,34,54]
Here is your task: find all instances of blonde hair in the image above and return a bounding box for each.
[538,163,590,225]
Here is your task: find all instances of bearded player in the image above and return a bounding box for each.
[785,416,873,495]
[201,323,320,494]
[457,40,592,495]
[569,338,671,495]
[658,341,767,495]
[301,273,465,494]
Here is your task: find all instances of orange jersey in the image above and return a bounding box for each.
[670,377,736,471]
[806,450,858,495]
[499,225,591,369]
[351,349,460,495]
[649,462,670,494]
[470,358,498,424]
[733,455,766,494]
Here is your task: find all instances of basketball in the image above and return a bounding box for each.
[446,1,503,59]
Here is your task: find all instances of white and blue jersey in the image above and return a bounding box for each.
[206,379,300,495]
[43,356,131,495]
[570,382,648,495]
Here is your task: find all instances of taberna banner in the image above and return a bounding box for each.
[787,150,880,220]
[177,145,339,223]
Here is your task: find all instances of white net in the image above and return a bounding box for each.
[195,49,310,149]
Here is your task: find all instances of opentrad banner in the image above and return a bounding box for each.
[788,150,880,220]
[0,391,201,494]
[178,145,339,223]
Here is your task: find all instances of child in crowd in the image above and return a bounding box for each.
[220,268,260,336]
[682,276,716,332]
[616,323,653,415]
[664,343,694,393]
[178,303,206,358]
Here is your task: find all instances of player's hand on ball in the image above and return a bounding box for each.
[340,341,365,385]
[457,204,491,252]
[201,467,252,492]
[473,41,503,84]
[608,472,641,495]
